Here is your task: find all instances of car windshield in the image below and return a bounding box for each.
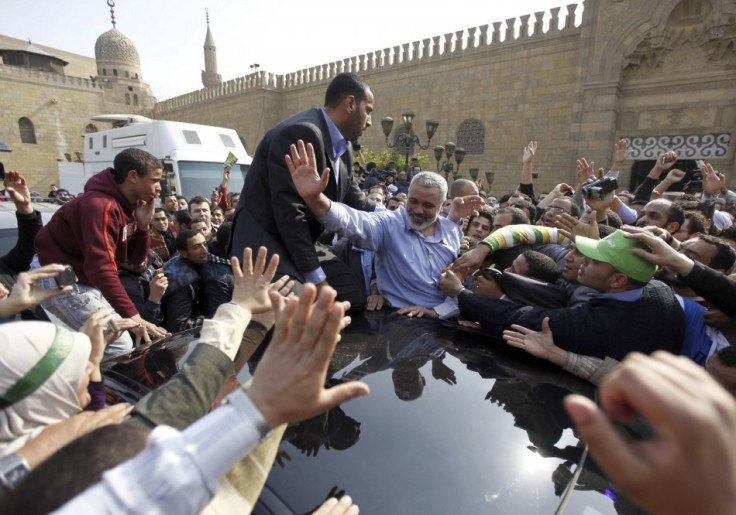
[177,161,248,200]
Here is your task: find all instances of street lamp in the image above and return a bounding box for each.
[382,112,439,172]
[433,143,466,180]
[485,171,495,190]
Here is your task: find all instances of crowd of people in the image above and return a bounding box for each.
[0,71,734,513]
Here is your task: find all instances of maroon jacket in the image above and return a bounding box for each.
[35,168,150,318]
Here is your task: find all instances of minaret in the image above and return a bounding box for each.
[201,9,222,89]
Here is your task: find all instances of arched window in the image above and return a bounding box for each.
[133,94,139,106]
[125,70,129,78]
[18,117,36,144]
[113,69,118,76]
[85,123,98,133]
[456,119,485,155]
[102,69,107,76]
[125,93,131,105]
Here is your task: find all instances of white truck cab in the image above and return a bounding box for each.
[59,115,252,199]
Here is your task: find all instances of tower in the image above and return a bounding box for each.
[201,9,222,89]
[93,0,155,112]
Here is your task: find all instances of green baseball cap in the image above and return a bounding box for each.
[575,230,656,283]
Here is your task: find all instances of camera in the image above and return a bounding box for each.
[352,141,362,152]
[582,176,618,200]
[54,265,77,289]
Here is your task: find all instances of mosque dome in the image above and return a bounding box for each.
[94,28,141,80]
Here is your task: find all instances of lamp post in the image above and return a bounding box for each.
[433,143,466,180]
[485,171,495,191]
[382,112,439,172]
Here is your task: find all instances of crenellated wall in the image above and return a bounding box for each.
[154,0,736,196]
[155,3,590,194]
[0,63,99,91]
[2,0,734,195]
[155,3,581,115]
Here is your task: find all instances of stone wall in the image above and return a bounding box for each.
[154,0,736,196]
[154,4,588,195]
[0,60,159,194]
[0,64,106,194]
[2,0,734,197]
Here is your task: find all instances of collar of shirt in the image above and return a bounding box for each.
[399,208,458,244]
[592,287,644,302]
[321,108,350,181]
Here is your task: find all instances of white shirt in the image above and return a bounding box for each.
[54,388,267,515]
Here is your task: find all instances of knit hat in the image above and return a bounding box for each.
[575,230,656,283]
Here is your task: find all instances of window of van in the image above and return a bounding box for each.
[219,134,235,148]
[177,161,249,200]
[182,130,202,145]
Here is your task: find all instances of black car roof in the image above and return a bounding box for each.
[103,311,635,514]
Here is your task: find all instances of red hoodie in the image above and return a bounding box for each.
[35,168,150,318]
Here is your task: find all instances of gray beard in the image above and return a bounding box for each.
[407,214,438,232]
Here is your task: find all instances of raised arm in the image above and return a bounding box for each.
[519,141,537,199]
[633,150,678,202]
[284,140,332,218]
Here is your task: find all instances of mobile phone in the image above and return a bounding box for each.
[54,265,77,289]
[106,319,119,333]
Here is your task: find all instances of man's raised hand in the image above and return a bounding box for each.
[4,170,33,215]
[247,284,369,429]
[285,140,331,201]
[230,246,279,314]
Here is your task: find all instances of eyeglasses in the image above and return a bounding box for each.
[546,206,566,213]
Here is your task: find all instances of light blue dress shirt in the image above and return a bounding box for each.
[302,110,352,285]
[319,202,463,315]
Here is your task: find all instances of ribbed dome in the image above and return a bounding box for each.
[94,28,140,67]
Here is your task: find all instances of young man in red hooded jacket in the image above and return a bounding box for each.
[35,148,168,354]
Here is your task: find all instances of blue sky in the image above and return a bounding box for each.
[0,0,582,100]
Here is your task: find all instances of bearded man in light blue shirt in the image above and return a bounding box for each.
[286,140,485,318]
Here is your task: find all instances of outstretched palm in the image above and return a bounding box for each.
[285,140,330,200]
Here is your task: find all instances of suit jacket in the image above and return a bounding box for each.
[229,108,375,281]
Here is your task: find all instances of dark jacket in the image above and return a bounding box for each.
[119,269,164,325]
[458,279,684,360]
[0,210,43,290]
[682,261,736,318]
[229,108,375,281]
[163,255,205,333]
[35,169,150,317]
[201,255,233,318]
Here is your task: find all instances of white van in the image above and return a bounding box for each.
[59,115,252,199]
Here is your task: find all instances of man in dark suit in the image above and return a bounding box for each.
[229,73,376,309]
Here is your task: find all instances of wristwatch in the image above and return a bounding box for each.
[0,453,30,488]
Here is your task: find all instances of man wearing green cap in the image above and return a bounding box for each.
[451,229,685,361]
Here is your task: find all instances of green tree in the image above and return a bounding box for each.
[358,148,431,172]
